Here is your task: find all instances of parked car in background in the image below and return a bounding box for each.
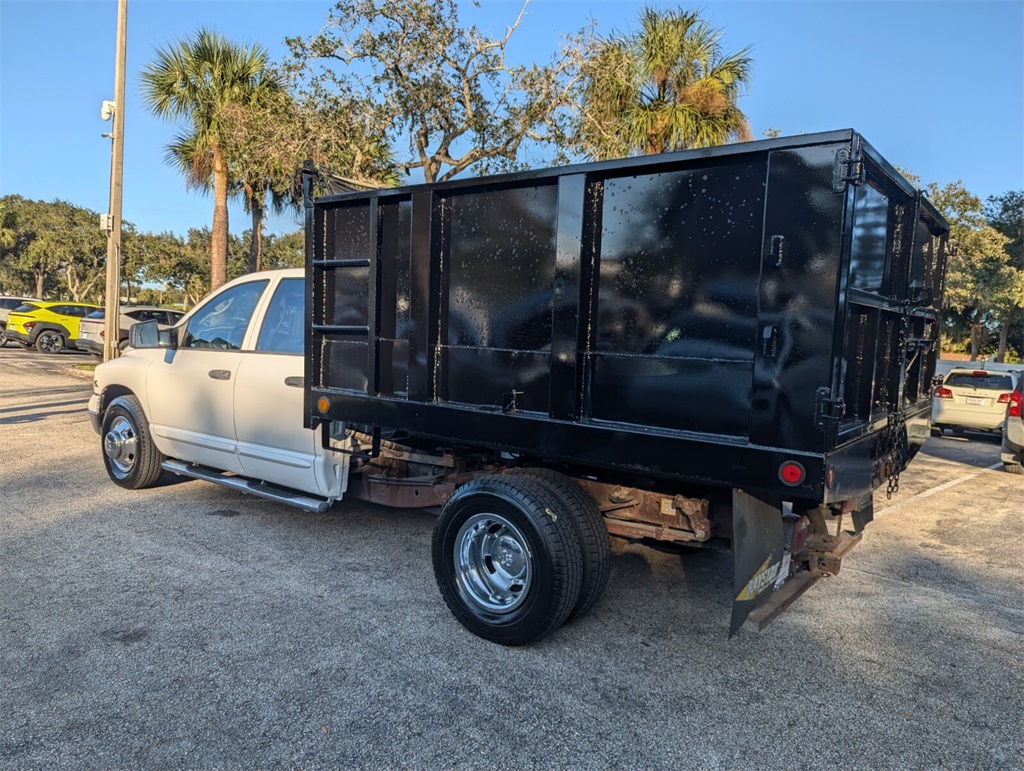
[4,301,100,353]
[931,368,1019,436]
[0,296,36,347]
[1000,379,1023,474]
[77,306,185,357]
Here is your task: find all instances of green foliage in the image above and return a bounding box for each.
[986,190,1023,267]
[574,6,752,160]
[286,0,590,182]
[0,195,106,300]
[926,181,1022,360]
[216,75,399,271]
[260,230,305,269]
[141,28,278,289]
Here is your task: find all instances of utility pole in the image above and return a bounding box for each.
[102,0,127,362]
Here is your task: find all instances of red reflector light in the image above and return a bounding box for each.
[100,330,106,338]
[1010,391,1023,418]
[24,321,35,330]
[998,393,1010,404]
[934,387,953,399]
[779,461,805,486]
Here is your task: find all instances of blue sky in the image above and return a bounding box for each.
[1,0,1021,239]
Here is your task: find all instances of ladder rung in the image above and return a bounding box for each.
[313,324,370,336]
[314,258,371,269]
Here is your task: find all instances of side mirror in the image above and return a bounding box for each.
[158,327,178,349]
[128,319,177,350]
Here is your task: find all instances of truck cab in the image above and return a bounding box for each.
[89,269,349,507]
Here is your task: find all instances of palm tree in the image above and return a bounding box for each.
[141,28,277,290]
[578,7,753,160]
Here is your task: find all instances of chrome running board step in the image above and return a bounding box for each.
[161,459,332,513]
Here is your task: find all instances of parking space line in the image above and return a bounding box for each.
[875,462,1004,517]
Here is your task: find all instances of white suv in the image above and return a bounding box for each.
[931,367,1019,436]
[88,269,349,508]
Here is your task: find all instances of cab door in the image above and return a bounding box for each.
[145,279,268,473]
[234,276,345,497]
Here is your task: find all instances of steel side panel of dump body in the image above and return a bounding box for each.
[305,130,948,504]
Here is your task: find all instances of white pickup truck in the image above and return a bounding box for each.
[89,268,351,510]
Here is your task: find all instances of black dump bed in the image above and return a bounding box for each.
[305,130,948,504]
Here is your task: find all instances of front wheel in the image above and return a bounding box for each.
[0,327,9,347]
[432,475,583,646]
[101,395,164,489]
[35,330,65,354]
[1004,462,1023,475]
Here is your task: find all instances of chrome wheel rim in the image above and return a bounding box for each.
[454,512,532,614]
[104,416,138,478]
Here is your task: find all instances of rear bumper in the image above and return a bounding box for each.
[4,329,30,345]
[931,402,1005,432]
[76,338,103,356]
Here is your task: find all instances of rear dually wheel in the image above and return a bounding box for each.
[432,475,583,646]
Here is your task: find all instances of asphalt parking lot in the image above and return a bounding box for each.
[1,345,1021,769]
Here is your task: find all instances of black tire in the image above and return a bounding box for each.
[35,329,65,354]
[506,467,611,621]
[432,475,583,646]
[930,425,943,437]
[0,328,9,347]
[1004,462,1023,475]
[101,395,164,489]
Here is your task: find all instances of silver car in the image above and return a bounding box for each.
[77,306,184,356]
[931,368,1018,436]
[1000,379,1023,474]
[0,295,35,346]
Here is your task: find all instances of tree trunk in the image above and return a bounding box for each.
[248,194,264,274]
[211,146,230,291]
[969,311,984,361]
[35,271,44,299]
[996,324,1009,363]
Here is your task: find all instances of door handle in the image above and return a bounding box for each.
[208,369,231,380]
[284,376,304,388]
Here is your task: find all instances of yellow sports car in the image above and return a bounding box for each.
[4,300,100,353]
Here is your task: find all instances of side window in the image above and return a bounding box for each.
[182,280,268,350]
[256,278,305,354]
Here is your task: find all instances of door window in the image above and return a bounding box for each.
[256,278,305,354]
[182,280,268,350]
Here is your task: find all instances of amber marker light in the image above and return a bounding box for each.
[317,397,330,414]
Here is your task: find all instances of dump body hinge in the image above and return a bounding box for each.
[905,336,937,353]
[832,148,865,193]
